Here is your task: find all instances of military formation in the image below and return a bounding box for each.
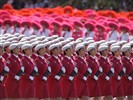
[0,33,133,100]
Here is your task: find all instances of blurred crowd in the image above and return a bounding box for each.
[0,0,133,11]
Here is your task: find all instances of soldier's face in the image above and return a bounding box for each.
[114,50,120,56]
[0,47,4,55]
[78,48,85,56]
[125,49,131,57]
[13,47,20,55]
[90,49,96,56]
[39,48,45,55]
[102,49,108,56]
[66,48,73,56]
[25,48,32,55]
[52,48,58,56]
[5,46,10,53]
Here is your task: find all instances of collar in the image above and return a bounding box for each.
[102,56,107,59]
[90,55,95,59]
[0,56,2,59]
[53,55,58,59]
[13,54,18,58]
[39,55,44,59]
[45,53,50,56]
[125,56,130,60]
[65,56,71,60]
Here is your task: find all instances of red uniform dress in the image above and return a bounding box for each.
[35,56,50,99]
[72,30,83,40]
[44,53,50,60]
[5,54,22,98]
[31,53,38,61]
[98,56,112,96]
[75,56,89,97]
[61,56,77,98]
[110,57,124,97]
[0,56,7,99]
[2,52,10,61]
[48,55,62,98]
[21,56,36,98]
[121,56,133,96]
[94,32,106,41]
[86,55,101,97]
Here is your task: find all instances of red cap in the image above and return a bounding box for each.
[40,19,50,28]
[3,18,12,26]
[62,22,73,30]
[96,24,105,31]
[12,19,21,27]
[21,20,31,27]
[85,22,95,30]
[73,21,84,27]
[108,22,118,29]
[52,21,61,28]
[32,22,42,29]
[119,25,129,32]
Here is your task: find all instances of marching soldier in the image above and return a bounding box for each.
[34,44,50,100]
[47,44,65,100]
[5,43,24,100]
[21,44,38,100]
[0,43,9,100]
[86,44,101,100]
[3,42,11,60]
[98,44,114,100]
[74,44,90,100]
[61,44,77,100]
[121,44,133,100]
[110,45,125,100]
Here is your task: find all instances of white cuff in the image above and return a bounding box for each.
[55,75,60,80]
[48,66,51,73]
[105,76,110,80]
[87,68,92,74]
[99,67,103,72]
[34,66,38,72]
[83,76,87,81]
[94,75,98,81]
[15,75,20,80]
[43,76,47,81]
[21,66,24,72]
[69,76,74,81]
[29,76,34,81]
[117,76,121,80]
[4,66,9,72]
[0,76,4,81]
[123,67,126,73]
[74,67,78,73]
[62,67,66,73]
[111,67,114,73]
[128,76,132,81]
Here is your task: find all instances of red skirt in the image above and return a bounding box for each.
[5,76,20,98]
[20,76,35,98]
[122,76,133,96]
[35,76,49,99]
[75,77,89,98]
[87,77,101,97]
[111,77,124,97]
[61,76,77,98]
[0,82,7,99]
[99,77,112,96]
[48,76,62,98]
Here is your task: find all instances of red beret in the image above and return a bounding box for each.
[3,18,12,26]
[52,21,61,28]
[40,19,50,28]
[32,22,42,29]
[21,20,31,27]
[12,19,21,27]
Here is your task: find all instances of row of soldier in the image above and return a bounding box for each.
[0,34,133,100]
[0,18,133,41]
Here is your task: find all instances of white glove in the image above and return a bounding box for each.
[48,66,51,73]
[15,75,20,80]
[111,67,114,73]
[74,67,78,73]
[21,66,24,72]
[83,76,87,81]
[128,76,132,81]
[87,68,92,74]
[4,66,9,72]
[29,76,34,81]
[99,67,103,73]
[123,67,126,73]
[34,66,38,72]
[94,75,98,81]
[117,76,121,80]
[55,75,61,80]
[43,76,47,81]
[61,67,66,73]
[0,76,4,81]
[105,76,110,81]
[69,76,74,81]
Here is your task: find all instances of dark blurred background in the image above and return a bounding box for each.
[0,0,133,11]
